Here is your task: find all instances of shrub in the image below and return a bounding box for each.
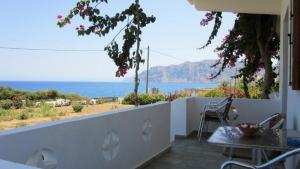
[13,100,23,109]
[122,93,166,105]
[0,108,8,117]
[59,93,83,100]
[25,99,35,107]
[0,100,14,110]
[72,104,83,112]
[0,108,14,121]
[39,103,55,117]
[152,94,166,102]
[46,90,59,99]
[122,93,136,105]
[16,122,27,128]
[139,94,153,105]
[18,112,29,120]
[167,92,189,101]
[0,87,14,100]
[96,99,105,104]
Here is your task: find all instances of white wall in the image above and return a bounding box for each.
[170,97,281,136]
[191,97,281,132]
[170,98,187,141]
[188,0,281,15]
[0,160,39,169]
[0,102,171,169]
[279,0,300,168]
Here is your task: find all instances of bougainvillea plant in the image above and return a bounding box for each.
[200,12,279,99]
[57,0,155,105]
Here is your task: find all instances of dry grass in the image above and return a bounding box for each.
[0,103,132,131]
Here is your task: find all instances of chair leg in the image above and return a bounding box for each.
[197,113,205,141]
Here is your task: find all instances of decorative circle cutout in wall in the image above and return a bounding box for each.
[102,130,120,161]
[26,148,58,169]
[142,119,153,142]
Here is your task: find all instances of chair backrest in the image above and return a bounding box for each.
[259,113,285,129]
[222,99,233,120]
[214,94,234,106]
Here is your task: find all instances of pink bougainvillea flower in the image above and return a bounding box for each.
[222,34,230,43]
[65,19,71,24]
[79,25,85,29]
[57,15,63,19]
[77,4,84,12]
[85,7,92,16]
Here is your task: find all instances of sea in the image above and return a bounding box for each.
[0,81,217,98]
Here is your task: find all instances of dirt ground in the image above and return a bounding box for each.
[0,103,133,131]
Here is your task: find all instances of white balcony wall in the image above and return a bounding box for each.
[0,102,171,169]
[170,98,187,141]
[171,97,282,137]
[0,160,39,169]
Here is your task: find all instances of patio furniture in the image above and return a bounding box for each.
[222,113,286,159]
[220,148,300,169]
[208,126,300,165]
[197,97,233,141]
[204,94,233,110]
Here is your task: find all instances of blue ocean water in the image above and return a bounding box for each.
[0,81,217,98]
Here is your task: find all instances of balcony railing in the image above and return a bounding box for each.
[0,97,281,169]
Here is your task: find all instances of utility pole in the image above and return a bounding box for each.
[146,46,150,94]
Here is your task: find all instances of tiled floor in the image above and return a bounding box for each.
[143,133,250,169]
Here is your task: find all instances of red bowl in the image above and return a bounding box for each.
[238,123,260,136]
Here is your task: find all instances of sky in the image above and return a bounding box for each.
[0,0,236,82]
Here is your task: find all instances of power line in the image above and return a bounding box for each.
[149,49,186,62]
[0,46,105,52]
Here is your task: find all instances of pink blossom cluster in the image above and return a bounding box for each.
[229,57,236,67]
[200,12,215,26]
[222,34,230,43]
[57,15,71,28]
[77,2,92,16]
[76,25,85,31]
[115,64,129,77]
[116,68,128,77]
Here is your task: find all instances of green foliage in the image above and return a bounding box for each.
[122,93,136,105]
[96,99,104,104]
[38,103,56,117]
[18,112,29,120]
[0,87,83,111]
[167,92,190,101]
[0,87,14,100]
[60,93,83,100]
[58,0,156,106]
[200,12,280,99]
[197,80,263,99]
[25,99,34,107]
[15,122,28,128]
[46,90,59,99]
[58,0,155,77]
[72,104,84,112]
[0,108,16,121]
[151,94,167,103]
[0,108,9,117]
[138,94,154,105]
[122,93,166,105]
[0,100,14,110]
[13,100,23,109]
[198,88,225,98]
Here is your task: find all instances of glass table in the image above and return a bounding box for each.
[208,126,300,164]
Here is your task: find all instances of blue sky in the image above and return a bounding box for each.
[0,0,236,82]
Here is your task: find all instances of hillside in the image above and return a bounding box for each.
[136,60,241,83]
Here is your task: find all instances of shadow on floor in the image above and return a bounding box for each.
[143,133,249,169]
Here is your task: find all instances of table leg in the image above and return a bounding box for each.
[252,148,262,165]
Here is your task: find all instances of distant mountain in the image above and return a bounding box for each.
[132,60,242,83]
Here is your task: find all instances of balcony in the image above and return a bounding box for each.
[0,97,281,169]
